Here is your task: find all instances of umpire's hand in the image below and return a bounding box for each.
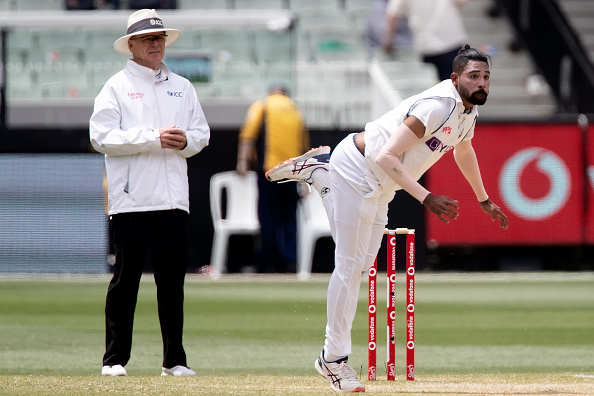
[159,126,187,150]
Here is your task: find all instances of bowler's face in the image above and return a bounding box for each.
[452,60,490,109]
[128,33,166,70]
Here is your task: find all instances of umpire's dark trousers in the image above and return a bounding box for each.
[103,209,189,369]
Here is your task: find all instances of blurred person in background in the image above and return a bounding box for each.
[65,0,95,9]
[65,0,120,9]
[128,0,177,9]
[90,9,210,377]
[382,0,469,81]
[365,0,413,60]
[266,46,508,393]
[236,83,309,273]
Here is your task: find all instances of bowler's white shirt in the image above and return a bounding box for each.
[364,79,478,193]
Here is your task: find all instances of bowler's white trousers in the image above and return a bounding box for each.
[314,134,395,359]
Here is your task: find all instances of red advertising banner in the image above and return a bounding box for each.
[425,123,591,245]
[587,123,594,243]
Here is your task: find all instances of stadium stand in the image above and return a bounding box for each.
[459,0,557,119]
[0,0,570,129]
[178,0,230,9]
[557,0,594,63]
[231,0,286,9]
[0,0,63,11]
[287,0,340,12]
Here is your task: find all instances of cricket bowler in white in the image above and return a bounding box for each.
[266,45,509,393]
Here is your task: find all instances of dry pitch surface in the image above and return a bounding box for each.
[1,374,594,395]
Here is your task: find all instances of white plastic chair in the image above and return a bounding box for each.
[297,188,333,280]
[209,171,260,278]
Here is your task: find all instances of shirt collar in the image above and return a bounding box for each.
[126,59,170,82]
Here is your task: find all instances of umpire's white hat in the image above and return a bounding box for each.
[114,9,180,55]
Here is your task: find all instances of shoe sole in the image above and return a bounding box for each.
[161,373,196,376]
[161,370,196,376]
[314,356,325,378]
[265,146,330,181]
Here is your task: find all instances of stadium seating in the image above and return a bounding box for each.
[0,2,376,128]
[557,0,594,62]
[178,0,230,9]
[342,0,370,12]
[197,29,257,64]
[3,0,62,11]
[34,30,87,64]
[6,63,35,98]
[287,0,339,12]
[0,0,562,128]
[231,0,286,9]
[85,30,128,62]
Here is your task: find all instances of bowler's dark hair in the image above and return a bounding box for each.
[452,44,491,74]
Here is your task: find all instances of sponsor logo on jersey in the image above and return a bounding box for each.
[425,136,453,153]
[128,92,144,99]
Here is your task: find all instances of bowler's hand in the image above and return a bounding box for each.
[422,193,459,224]
[159,126,187,150]
[480,199,509,230]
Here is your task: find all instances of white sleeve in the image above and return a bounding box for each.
[375,123,431,203]
[407,98,455,136]
[89,82,161,156]
[178,81,210,159]
[453,139,489,202]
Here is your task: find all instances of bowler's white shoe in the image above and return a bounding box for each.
[102,364,127,376]
[314,350,365,393]
[161,365,196,377]
[265,146,330,184]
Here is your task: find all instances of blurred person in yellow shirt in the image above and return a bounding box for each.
[236,84,309,273]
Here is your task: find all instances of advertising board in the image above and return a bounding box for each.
[425,123,593,245]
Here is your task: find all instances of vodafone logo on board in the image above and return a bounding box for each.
[499,147,571,220]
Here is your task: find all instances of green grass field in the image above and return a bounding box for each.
[0,272,593,395]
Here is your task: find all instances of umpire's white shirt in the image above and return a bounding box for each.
[90,60,210,215]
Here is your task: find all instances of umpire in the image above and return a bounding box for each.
[90,9,210,377]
